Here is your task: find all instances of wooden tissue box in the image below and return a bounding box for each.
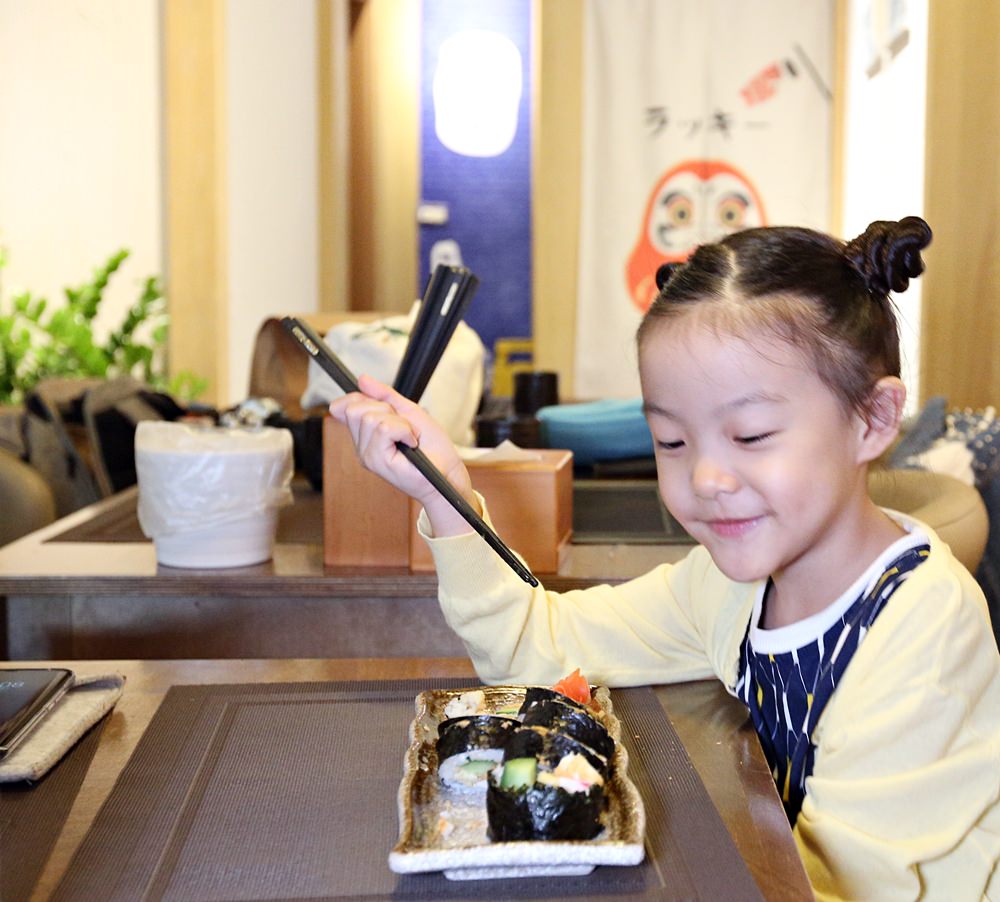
[322,418,573,573]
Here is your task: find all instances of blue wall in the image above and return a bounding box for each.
[419,0,533,357]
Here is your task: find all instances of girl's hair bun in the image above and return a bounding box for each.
[844,216,932,296]
[655,261,682,290]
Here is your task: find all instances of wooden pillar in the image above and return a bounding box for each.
[317,0,352,313]
[920,1,1000,408]
[347,0,419,314]
[162,0,229,405]
[532,0,583,398]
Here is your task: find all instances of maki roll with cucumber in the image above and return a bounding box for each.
[436,714,519,792]
[486,726,610,841]
[504,724,611,780]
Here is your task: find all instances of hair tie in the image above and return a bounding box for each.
[655,262,682,291]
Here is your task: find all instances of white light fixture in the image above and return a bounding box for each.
[432,29,523,158]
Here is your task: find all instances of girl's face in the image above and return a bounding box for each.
[639,318,881,593]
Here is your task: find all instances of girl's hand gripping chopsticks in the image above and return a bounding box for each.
[328,374,480,539]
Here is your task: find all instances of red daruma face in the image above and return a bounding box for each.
[625,160,767,313]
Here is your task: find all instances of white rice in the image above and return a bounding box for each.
[438,749,504,792]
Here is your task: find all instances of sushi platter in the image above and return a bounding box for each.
[389,682,646,880]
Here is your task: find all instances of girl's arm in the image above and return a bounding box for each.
[421,505,752,688]
[330,375,752,689]
[327,374,476,538]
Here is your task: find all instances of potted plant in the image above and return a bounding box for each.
[0,246,206,454]
[1,247,168,404]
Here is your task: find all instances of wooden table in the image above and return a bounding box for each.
[18,658,811,901]
[0,487,690,660]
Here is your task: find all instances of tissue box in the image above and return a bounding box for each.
[322,418,573,573]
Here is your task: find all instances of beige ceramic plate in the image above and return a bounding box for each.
[388,685,646,880]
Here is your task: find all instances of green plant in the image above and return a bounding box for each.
[166,369,209,402]
[0,247,199,405]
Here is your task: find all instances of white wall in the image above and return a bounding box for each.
[225,0,319,403]
[6,4,913,408]
[0,0,162,341]
[840,0,928,410]
[0,0,321,406]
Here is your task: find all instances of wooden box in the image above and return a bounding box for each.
[322,418,573,573]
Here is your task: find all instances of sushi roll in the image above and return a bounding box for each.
[519,685,590,717]
[520,699,615,763]
[486,726,609,841]
[504,724,610,777]
[436,714,519,792]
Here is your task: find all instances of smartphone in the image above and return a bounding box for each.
[0,668,74,759]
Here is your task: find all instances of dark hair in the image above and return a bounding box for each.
[637,216,933,417]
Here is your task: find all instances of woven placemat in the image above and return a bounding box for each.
[53,680,761,901]
[0,716,107,902]
[48,486,321,545]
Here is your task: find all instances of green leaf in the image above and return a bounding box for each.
[0,246,168,404]
[168,369,209,402]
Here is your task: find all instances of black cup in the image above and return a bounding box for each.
[476,415,542,448]
[513,371,559,416]
[476,415,511,447]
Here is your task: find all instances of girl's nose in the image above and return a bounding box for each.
[691,456,739,498]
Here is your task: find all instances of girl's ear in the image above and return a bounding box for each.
[857,376,907,463]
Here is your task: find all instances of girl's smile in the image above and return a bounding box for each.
[704,516,765,539]
[639,317,905,625]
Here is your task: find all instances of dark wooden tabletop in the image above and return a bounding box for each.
[0,482,696,661]
[17,658,811,902]
[0,486,690,597]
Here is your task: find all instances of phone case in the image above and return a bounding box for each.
[0,668,74,758]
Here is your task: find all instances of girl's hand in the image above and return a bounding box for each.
[327,374,479,537]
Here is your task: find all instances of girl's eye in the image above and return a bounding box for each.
[735,432,774,446]
[657,439,685,451]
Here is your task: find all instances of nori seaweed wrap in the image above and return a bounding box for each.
[519,686,589,717]
[486,726,609,841]
[504,725,610,777]
[487,779,605,841]
[436,715,519,791]
[520,699,615,763]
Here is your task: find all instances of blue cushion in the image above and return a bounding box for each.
[536,398,653,465]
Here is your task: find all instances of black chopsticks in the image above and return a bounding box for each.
[394,265,479,402]
[281,316,538,587]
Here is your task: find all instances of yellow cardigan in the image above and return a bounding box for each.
[420,505,1000,901]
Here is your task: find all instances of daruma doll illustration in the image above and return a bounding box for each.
[626,159,767,313]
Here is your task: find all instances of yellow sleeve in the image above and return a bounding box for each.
[418,497,753,688]
[796,558,1000,901]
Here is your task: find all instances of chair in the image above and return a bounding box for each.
[81,376,183,497]
[868,468,989,573]
[247,312,383,418]
[0,447,56,545]
[22,377,104,516]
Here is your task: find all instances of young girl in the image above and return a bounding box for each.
[329,217,1000,900]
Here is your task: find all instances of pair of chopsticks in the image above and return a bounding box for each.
[394,265,479,402]
[281,316,538,587]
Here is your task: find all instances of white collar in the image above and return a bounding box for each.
[749,526,930,654]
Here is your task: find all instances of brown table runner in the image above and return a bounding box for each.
[53,680,762,901]
[0,717,107,902]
